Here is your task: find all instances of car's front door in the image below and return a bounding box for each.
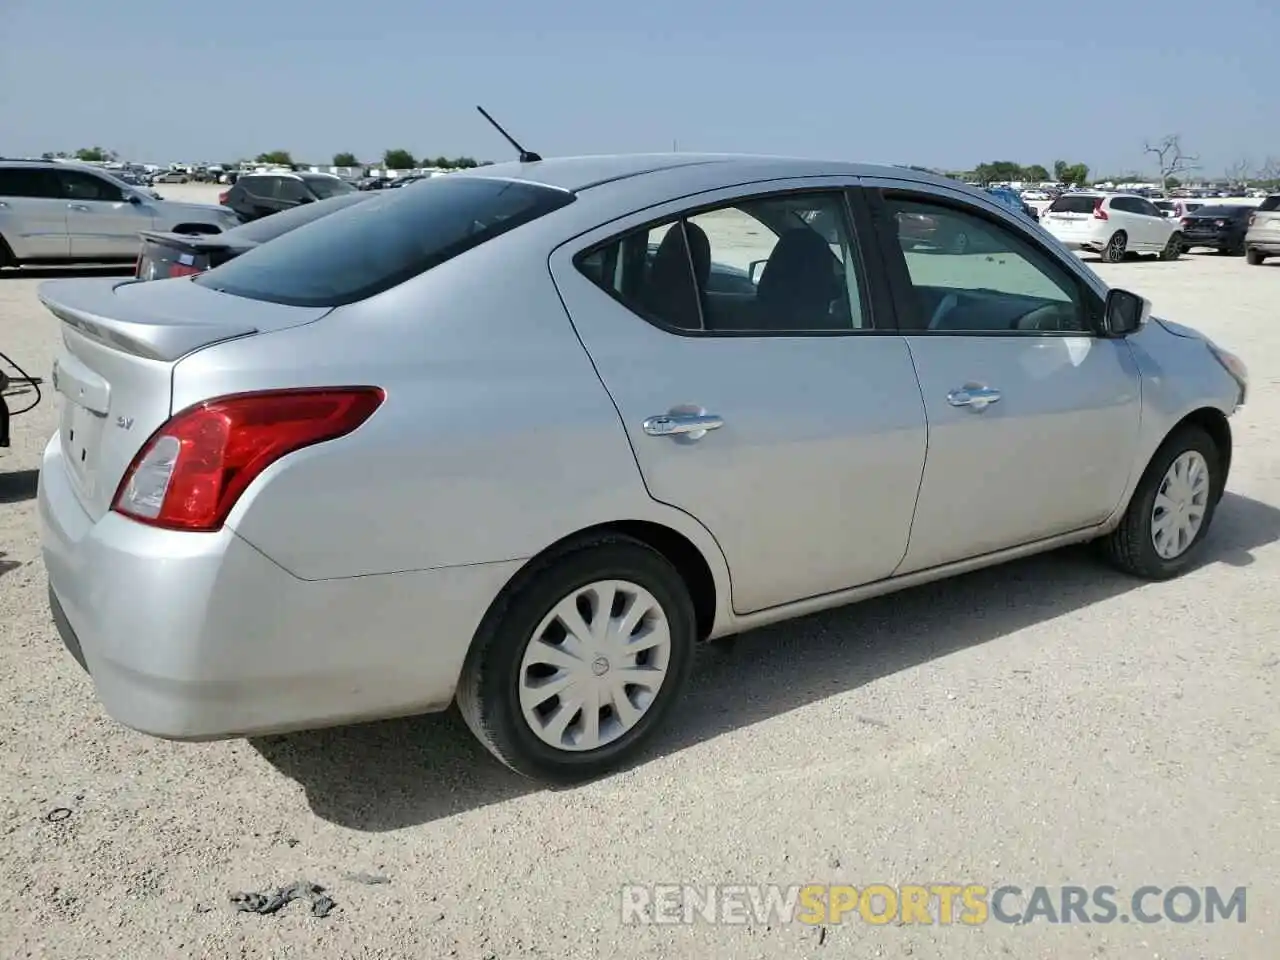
[0,167,68,259]
[551,183,929,615]
[55,170,152,259]
[863,185,1142,574]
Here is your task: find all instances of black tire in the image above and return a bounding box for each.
[1100,425,1223,580]
[1100,231,1127,263]
[0,234,14,269]
[1246,248,1265,265]
[457,534,697,784]
[1159,232,1183,261]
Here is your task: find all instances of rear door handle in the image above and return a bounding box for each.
[67,203,91,212]
[947,385,1001,411]
[642,413,724,440]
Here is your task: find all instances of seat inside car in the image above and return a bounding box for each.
[752,228,844,330]
[643,221,710,330]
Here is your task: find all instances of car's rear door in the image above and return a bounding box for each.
[0,167,68,259]
[859,180,1142,573]
[551,179,928,615]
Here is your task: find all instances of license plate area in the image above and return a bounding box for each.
[61,403,105,499]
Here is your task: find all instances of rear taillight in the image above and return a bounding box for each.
[1092,199,1108,220]
[113,388,385,532]
[1214,219,1227,228]
[1180,218,1190,228]
[168,263,203,277]
[218,191,229,204]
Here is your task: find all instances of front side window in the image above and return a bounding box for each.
[882,195,1089,334]
[57,170,125,202]
[277,178,309,202]
[576,191,868,334]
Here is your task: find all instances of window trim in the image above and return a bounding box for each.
[571,185,886,338]
[866,186,1106,338]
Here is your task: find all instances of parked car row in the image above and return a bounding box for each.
[1039,190,1280,263]
[34,156,1248,784]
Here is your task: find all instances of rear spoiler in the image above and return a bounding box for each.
[138,230,234,253]
[38,278,258,362]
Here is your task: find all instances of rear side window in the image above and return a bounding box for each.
[196,176,575,307]
[1260,196,1280,212]
[1047,195,1098,214]
[0,167,60,198]
[241,176,277,198]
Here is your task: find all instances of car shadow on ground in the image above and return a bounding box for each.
[0,265,134,280]
[0,468,39,504]
[251,491,1280,831]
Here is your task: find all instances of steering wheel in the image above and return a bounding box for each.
[1015,303,1076,332]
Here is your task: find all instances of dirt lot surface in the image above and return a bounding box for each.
[1,225,1277,958]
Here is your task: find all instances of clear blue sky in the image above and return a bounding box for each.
[2,0,1275,177]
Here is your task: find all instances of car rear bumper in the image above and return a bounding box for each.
[38,432,522,740]
[1182,233,1234,248]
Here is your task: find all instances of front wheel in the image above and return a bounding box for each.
[1159,232,1183,261]
[1246,248,1266,265]
[1100,426,1222,580]
[457,535,697,784]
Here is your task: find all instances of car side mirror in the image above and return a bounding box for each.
[297,195,314,205]
[127,193,144,204]
[748,259,767,285]
[1104,288,1150,337]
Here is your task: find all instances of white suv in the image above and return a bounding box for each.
[1041,193,1182,263]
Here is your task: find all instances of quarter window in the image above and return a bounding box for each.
[884,195,1089,334]
[0,168,60,198]
[577,192,868,334]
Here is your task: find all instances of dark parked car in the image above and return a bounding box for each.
[1179,205,1253,255]
[135,192,372,280]
[219,171,357,222]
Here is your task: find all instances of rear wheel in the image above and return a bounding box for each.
[1100,231,1127,263]
[1246,248,1266,265]
[1159,232,1183,261]
[457,535,697,784]
[0,234,14,269]
[1100,426,1222,580]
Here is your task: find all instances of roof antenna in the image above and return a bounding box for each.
[476,106,542,163]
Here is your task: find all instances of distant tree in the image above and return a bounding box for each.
[1023,164,1050,182]
[1053,159,1090,186]
[429,155,452,169]
[255,150,294,166]
[383,148,416,170]
[332,152,359,167]
[451,156,479,169]
[1255,157,1280,186]
[971,160,1025,184]
[1143,135,1198,191]
[74,146,113,162]
[1224,158,1251,185]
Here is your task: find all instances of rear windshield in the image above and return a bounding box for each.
[195,176,575,306]
[1260,195,1280,212]
[226,192,371,244]
[1048,195,1099,214]
[303,175,356,199]
[1192,205,1245,218]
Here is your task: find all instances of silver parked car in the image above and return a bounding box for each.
[37,155,1249,783]
[0,160,239,267]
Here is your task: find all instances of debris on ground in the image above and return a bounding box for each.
[229,881,335,918]
[342,872,391,885]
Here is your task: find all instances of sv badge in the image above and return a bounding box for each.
[115,416,134,430]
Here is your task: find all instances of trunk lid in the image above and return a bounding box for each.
[39,277,331,520]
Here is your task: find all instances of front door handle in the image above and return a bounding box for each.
[67,203,91,212]
[947,384,1002,411]
[642,413,724,440]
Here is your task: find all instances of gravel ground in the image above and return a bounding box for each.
[1,218,1278,958]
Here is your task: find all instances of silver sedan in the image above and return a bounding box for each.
[36,155,1249,783]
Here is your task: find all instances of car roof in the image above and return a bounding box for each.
[453,153,955,194]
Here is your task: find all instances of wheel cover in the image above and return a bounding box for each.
[518,579,672,752]
[1108,234,1126,259]
[1151,451,1211,560]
